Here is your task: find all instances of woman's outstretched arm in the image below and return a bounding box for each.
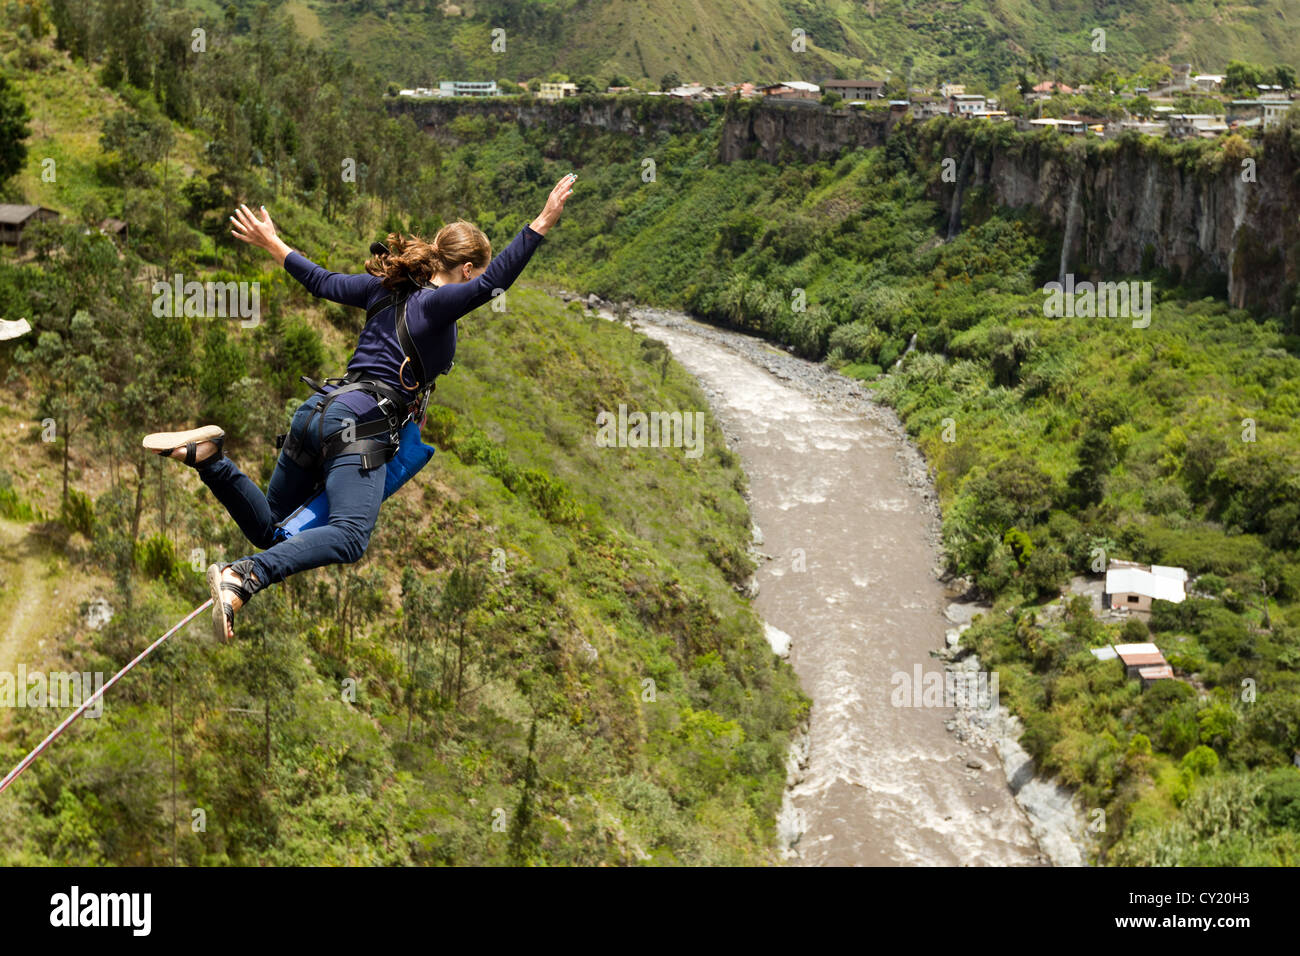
[230,203,378,308]
[424,173,576,327]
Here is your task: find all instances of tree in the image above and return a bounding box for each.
[0,72,31,185]
[1273,65,1296,91]
[1127,95,1153,119]
[1024,547,1069,597]
[1181,744,1219,777]
[400,566,441,739]
[440,543,488,706]
[1068,427,1117,507]
[99,101,175,209]
[1224,60,1265,96]
[15,310,108,509]
[988,456,1055,524]
[1120,617,1149,643]
[660,72,680,92]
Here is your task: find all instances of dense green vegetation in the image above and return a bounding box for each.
[4,0,1300,866]
[0,7,805,864]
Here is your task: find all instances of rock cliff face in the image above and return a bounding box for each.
[398,96,1298,313]
[389,95,713,147]
[717,101,898,162]
[926,128,1299,312]
[720,105,1297,312]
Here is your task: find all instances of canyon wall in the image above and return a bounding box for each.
[922,124,1299,312]
[393,96,1298,312]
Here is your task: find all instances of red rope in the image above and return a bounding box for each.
[0,599,213,795]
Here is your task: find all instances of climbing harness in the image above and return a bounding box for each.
[0,599,213,795]
[275,273,448,472]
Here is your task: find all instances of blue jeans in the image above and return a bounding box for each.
[197,394,392,589]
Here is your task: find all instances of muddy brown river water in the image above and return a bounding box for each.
[626,306,1047,866]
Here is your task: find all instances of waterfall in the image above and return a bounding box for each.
[946,144,975,240]
[1058,176,1082,286]
[894,332,918,368]
[1228,175,1247,306]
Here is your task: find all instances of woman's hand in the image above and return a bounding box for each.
[530,173,577,236]
[230,203,293,267]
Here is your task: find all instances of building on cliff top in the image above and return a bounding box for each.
[760,81,820,100]
[537,81,578,100]
[823,79,884,100]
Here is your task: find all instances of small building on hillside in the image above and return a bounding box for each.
[99,218,128,242]
[667,84,708,100]
[0,205,59,245]
[949,93,987,115]
[909,95,946,120]
[1104,562,1187,612]
[760,81,820,100]
[537,81,578,100]
[1166,113,1227,139]
[1114,642,1170,680]
[1260,99,1293,128]
[0,317,32,342]
[1024,116,1086,134]
[824,79,884,100]
[1026,81,1078,102]
[439,80,499,97]
[1090,641,1175,687]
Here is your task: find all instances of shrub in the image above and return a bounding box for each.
[1024,546,1070,598]
[1259,769,1300,830]
[136,533,180,583]
[1120,617,1149,642]
[61,488,96,538]
[0,485,39,522]
[1182,744,1220,777]
[826,320,886,365]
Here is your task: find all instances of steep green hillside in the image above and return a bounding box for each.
[0,15,805,865]
[190,0,1300,89]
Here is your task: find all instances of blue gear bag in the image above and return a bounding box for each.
[272,419,435,541]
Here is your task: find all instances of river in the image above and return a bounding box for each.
[606,302,1061,866]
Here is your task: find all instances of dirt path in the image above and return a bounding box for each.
[0,519,94,729]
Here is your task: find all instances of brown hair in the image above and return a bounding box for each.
[364,219,492,290]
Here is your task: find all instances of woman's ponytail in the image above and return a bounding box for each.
[363,220,492,289]
[364,233,438,289]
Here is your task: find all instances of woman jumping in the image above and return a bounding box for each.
[142,173,577,641]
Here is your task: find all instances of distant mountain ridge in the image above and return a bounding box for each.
[256,0,1300,89]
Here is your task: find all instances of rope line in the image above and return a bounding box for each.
[0,599,213,795]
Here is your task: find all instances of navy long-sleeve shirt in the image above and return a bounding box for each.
[283,224,546,421]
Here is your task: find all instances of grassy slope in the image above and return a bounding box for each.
[232,0,1300,88]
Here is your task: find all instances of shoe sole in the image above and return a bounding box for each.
[205,564,230,641]
[142,425,226,456]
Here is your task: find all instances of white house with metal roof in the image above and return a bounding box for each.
[1104,563,1187,611]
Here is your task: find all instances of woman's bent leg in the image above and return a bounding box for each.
[195,399,322,547]
[237,452,387,589]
